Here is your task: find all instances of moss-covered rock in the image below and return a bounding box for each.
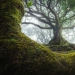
[0,0,75,75]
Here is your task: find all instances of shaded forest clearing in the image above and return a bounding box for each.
[0,0,75,75]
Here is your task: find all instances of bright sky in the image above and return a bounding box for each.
[22,17,38,24]
[21,17,38,41]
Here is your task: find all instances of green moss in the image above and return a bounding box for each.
[46,43,75,51]
[0,0,59,75]
[0,0,24,39]
[0,36,60,75]
[0,0,75,75]
[54,51,75,75]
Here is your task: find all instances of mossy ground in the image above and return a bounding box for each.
[46,44,75,51]
[0,0,75,75]
[47,36,75,51]
[54,51,75,75]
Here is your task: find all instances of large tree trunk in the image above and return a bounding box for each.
[49,26,68,45]
[0,0,24,40]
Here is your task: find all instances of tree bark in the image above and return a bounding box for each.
[49,25,68,45]
[0,0,24,39]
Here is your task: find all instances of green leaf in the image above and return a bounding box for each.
[27,0,32,8]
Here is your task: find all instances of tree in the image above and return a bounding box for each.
[22,0,75,45]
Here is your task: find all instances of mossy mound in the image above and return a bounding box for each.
[0,0,75,75]
[1,39,75,75]
[54,51,75,75]
[48,37,75,51]
[47,44,75,51]
[0,37,61,75]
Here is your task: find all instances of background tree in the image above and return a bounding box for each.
[22,0,75,45]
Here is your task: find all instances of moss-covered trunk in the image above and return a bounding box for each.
[49,26,68,45]
[0,0,25,74]
[0,0,24,39]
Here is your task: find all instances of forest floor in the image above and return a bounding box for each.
[45,43,75,51]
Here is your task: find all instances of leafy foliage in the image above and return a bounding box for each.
[66,0,75,9]
[26,0,33,8]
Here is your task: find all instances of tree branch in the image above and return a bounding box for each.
[27,9,55,28]
[28,12,50,24]
[21,22,52,29]
[62,14,75,23]
[21,22,75,29]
